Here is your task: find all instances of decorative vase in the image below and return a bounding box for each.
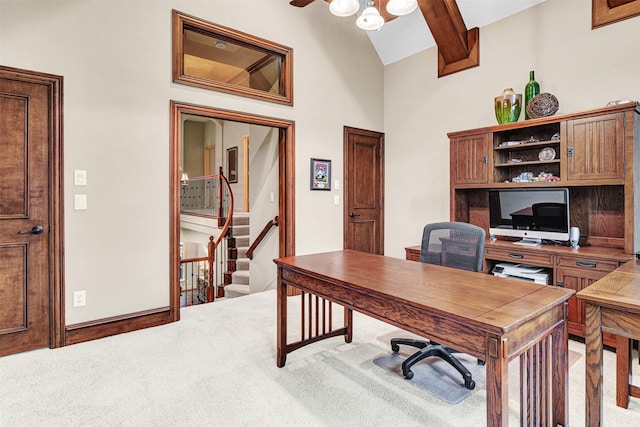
[524,70,540,120]
[494,88,522,124]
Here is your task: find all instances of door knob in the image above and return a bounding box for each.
[349,212,360,217]
[18,225,44,235]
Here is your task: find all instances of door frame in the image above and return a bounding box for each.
[169,101,295,320]
[0,65,65,349]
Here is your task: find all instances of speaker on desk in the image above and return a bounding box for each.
[570,226,580,249]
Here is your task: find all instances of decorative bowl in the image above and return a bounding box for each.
[494,89,522,124]
[526,93,559,118]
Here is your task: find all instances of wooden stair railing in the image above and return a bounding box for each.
[210,171,234,298]
[179,169,234,304]
[246,216,279,260]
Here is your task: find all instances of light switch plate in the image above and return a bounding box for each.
[74,194,87,210]
[74,170,87,186]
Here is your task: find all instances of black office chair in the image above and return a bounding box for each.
[390,222,486,390]
[531,202,567,231]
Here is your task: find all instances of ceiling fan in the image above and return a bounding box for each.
[289,0,402,23]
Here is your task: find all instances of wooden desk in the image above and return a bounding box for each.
[274,250,574,427]
[577,259,640,427]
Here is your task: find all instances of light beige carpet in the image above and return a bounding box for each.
[1,289,638,426]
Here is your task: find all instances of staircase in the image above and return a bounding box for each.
[223,213,250,298]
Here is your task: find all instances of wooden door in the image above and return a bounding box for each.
[450,132,489,185]
[343,126,384,254]
[566,113,624,181]
[0,67,63,356]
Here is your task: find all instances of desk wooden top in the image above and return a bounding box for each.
[577,259,640,313]
[274,250,574,336]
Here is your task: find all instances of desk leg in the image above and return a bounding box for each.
[485,336,508,427]
[585,303,604,427]
[616,335,631,408]
[276,269,287,368]
[344,307,353,343]
[551,319,569,427]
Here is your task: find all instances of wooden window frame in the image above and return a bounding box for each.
[592,0,640,28]
[172,10,293,106]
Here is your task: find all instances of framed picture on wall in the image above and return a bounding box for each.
[310,158,331,191]
[227,147,238,183]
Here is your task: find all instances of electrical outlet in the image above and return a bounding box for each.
[73,290,86,307]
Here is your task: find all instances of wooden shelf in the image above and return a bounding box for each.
[495,159,560,168]
[495,140,560,150]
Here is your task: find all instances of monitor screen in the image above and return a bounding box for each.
[489,188,570,245]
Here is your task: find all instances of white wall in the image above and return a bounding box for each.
[384,0,640,259]
[248,124,280,293]
[0,0,384,324]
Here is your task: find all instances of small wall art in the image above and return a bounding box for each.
[310,158,331,191]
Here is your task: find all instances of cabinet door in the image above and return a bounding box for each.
[566,113,624,181]
[556,267,607,338]
[450,133,489,185]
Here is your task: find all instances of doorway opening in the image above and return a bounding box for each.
[169,101,295,321]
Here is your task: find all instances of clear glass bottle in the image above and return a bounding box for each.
[524,70,540,120]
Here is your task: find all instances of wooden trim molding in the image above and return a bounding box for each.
[65,308,172,345]
[172,10,294,106]
[170,101,296,310]
[592,0,640,28]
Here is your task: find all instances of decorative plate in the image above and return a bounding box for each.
[539,147,556,161]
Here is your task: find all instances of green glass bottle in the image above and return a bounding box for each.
[524,70,540,120]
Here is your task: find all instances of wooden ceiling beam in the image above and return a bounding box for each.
[418,0,479,77]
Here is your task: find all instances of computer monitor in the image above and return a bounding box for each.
[489,187,570,246]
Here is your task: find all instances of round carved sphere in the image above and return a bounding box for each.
[526,93,559,118]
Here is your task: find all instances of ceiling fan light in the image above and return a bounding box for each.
[356,6,385,30]
[329,0,360,17]
[386,0,417,16]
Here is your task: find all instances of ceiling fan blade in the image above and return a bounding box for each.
[290,0,316,7]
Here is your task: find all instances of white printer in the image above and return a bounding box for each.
[492,262,551,285]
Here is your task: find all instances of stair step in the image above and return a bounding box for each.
[233,215,250,226]
[235,236,250,247]
[236,247,248,258]
[231,270,250,285]
[236,258,250,271]
[223,283,250,298]
[233,225,250,236]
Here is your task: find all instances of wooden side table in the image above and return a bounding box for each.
[577,259,640,426]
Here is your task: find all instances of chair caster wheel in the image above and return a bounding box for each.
[391,344,399,354]
[404,370,414,380]
[465,379,475,390]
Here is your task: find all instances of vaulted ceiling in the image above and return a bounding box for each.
[292,0,546,70]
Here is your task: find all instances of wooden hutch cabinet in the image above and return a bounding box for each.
[446,102,640,346]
